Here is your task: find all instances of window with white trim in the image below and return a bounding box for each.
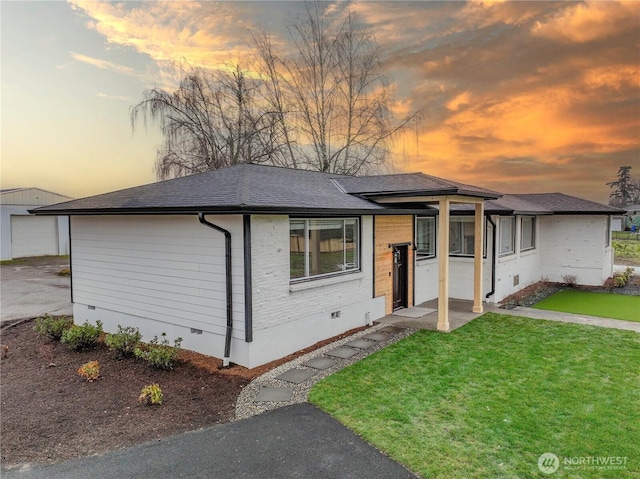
[416,217,436,259]
[521,216,536,251]
[499,216,515,256]
[449,216,485,256]
[290,218,359,280]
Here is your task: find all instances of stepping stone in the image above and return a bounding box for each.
[275,368,316,384]
[302,357,337,370]
[380,326,405,334]
[345,339,377,350]
[325,347,359,359]
[362,332,390,341]
[254,387,293,403]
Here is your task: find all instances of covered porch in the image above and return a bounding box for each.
[376,299,503,332]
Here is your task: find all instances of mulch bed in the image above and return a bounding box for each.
[0,318,369,468]
[0,319,249,467]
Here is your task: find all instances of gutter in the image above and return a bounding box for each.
[486,215,496,299]
[198,213,233,367]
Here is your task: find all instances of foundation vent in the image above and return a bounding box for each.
[331,311,342,319]
[513,275,520,286]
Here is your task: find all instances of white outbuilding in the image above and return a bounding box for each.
[1,188,72,260]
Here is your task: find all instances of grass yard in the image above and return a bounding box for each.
[533,290,640,322]
[309,314,640,478]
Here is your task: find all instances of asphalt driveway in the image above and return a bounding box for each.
[0,256,72,322]
[2,403,418,479]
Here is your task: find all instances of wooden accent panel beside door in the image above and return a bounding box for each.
[374,216,414,315]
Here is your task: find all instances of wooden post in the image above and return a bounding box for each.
[438,198,450,331]
[473,202,484,313]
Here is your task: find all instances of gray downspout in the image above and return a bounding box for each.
[198,213,233,367]
[486,215,496,299]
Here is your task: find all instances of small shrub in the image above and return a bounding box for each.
[61,321,103,351]
[57,268,71,277]
[614,275,627,288]
[134,333,182,370]
[561,274,578,287]
[34,315,73,340]
[77,360,100,382]
[138,383,163,405]
[105,325,141,359]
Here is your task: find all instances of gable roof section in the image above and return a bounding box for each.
[33,164,388,216]
[334,172,501,200]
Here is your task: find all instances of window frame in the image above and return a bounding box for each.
[499,216,516,257]
[415,216,436,260]
[520,216,536,252]
[448,215,487,258]
[289,217,361,282]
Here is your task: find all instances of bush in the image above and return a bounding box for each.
[61,321,103,351]
[105,325,141,359]
[138,383,163,405]
[561,274,578,287]
[34,315,73,340]
[614,275,627,288]
[134,333,182,370]
[77,360,100,382]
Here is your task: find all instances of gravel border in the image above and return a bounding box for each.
[235,323,416,420]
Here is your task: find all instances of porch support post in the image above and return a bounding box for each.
[473,202,484,313]
[437,197,450,331]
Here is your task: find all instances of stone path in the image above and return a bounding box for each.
[235,323,415,420]
[237,298,639,420]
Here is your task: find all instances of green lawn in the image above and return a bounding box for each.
[309,314,640,478]
[533,290,640,322]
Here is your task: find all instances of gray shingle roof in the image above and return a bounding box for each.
[33,164,386,215]
[512,193,623,214]
[32,164,621,217]
[334,172,501,199]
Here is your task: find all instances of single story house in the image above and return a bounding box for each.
[33,164,621,368]
[1,188,72,260]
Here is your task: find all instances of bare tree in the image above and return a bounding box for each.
[132,2,418,179]
[254,2,417,175]
[131,63,289,179]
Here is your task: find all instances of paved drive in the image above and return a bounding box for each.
[0,257,72,322]
[2,403,418,479]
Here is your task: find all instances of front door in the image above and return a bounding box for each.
[392,245,408,310]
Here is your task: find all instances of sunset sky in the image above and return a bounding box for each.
[2,1,639,204]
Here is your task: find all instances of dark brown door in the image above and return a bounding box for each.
[392,245,408,310]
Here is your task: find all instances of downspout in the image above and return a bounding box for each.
[486,215,496,299]
[198,213,233,367]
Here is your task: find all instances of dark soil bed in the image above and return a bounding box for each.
[0,318,370,468]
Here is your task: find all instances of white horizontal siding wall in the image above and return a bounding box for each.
[246,215,384,368]
[538,215,613,286]
[71,215,246,363]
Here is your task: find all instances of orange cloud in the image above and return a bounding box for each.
[68,1,254,71]
[69,51,137,76]
[531,1,640,43]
